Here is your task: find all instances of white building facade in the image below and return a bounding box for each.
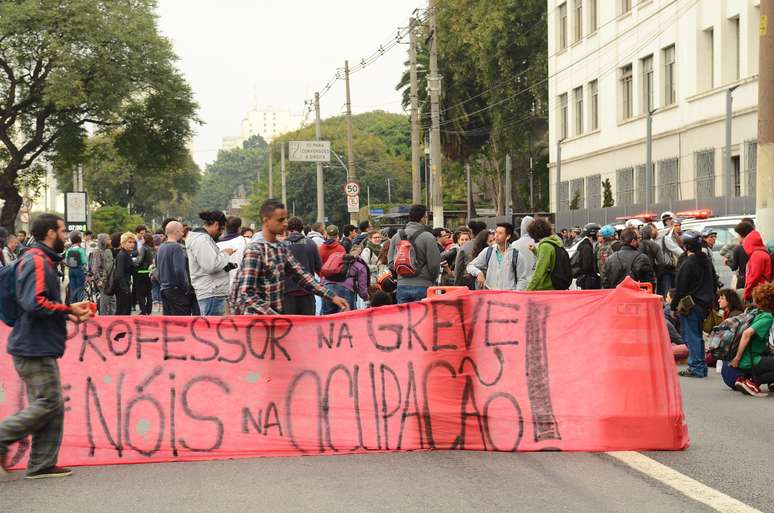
[222,107,305,150]
[548,0,761,221]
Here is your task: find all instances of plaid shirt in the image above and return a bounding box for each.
[229,240,334,315]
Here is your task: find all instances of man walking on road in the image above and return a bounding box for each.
[0,214,92,478]
[230,200,349,315]
[157,221,199,316]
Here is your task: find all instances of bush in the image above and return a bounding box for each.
[91,205,145,235]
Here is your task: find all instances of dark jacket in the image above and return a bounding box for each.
[285,232,322,296]
[603,244,655,289]
[639,226,667,274]
[157,241,191,292]
[8,243,71,358]
[730,243,749,289]
[671,253,715,311]
[116,248,137,294]
[575,237,600,289]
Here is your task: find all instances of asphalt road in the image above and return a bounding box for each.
[1,371,770,513]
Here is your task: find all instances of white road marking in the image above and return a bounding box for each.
[607,451,763,513]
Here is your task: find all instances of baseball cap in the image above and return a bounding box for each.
[325,225,339,237]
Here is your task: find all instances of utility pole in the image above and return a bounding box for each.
[344,60,357,225]
[387,178,392,204]
[529,156,535,212]
[758,1,774,240]
[725,87,737,216]
[424,135,431,207]
[646,110,653,214]
[315,92,325,223]
[428,1,443,228]
[466,162,472,221]
[409,17,422,204]
[281,142,287,206]
[268,144,273,198]
[505,152,512,217]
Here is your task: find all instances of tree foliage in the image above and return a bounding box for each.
[397,0,549,214]
[91,205,144,235]
[243,111,412,227]
[0,0,198,231]
[602,179,615,208]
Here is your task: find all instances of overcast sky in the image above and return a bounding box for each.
[156,0,421,168]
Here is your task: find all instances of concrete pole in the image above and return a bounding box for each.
[529,156,535,212]
[409,18,422,204]
[281,142,287,207]
[268,144,273,198]
[555,140,562,212]
[428,0,443,228]
[424,135,431,207]
[725,88,735,216]
[758,0,774,241]
[505,152,512,216]
[646,110,653,213]
[387,178,392,204]
[344,60,358,225]
[466,162,472,221]
[315,92,325,223]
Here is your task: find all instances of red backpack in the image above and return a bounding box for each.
[393,229,425,278]
[320,252,354,282]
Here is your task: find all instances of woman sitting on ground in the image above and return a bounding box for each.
[730,282,774,397]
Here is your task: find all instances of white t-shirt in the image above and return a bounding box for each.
[217,236,247,286]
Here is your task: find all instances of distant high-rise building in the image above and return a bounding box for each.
[222,106,305,150]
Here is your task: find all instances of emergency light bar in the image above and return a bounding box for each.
[675,209,712,219]
[614,213,658,222]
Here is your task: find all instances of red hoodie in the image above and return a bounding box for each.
[743,230,773,300]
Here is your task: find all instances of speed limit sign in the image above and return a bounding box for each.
[344,181,360,197]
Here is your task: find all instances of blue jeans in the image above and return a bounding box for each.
[198,296,226,316]
[68,267,86,303]
[321,283,355,315]
[680,305,708,377]
[396,285,428,305]
[152,282,161,303]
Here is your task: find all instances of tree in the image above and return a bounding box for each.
[569,190,581,210]
[243,112,412,227]
[91,205,144,235]
[0,0,198,232]
[193,135,267,214]
[54,134,201,222]
[602,179,615,208]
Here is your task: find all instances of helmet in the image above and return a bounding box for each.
[701,227,717,237]
[599,225,616,238]
[625,219,644,228]
[376,269,396,293]
[582,223,601,237]
[680,230,703,252]
[661,211,675,223]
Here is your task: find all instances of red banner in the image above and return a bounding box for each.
[0,280,688,469]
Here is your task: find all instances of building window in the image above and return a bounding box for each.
[586,174,601,209]
[695,149,716,199]
[663,45,676,106]
[558,3,568,50]
[574,0,583,42]
[620,64,633,120]
[730,16,740,82]
[620,0,631,16]
[641,55,654,114]
[636,163,655,205]
[700,27,714,91]
[731,155,741,197]
[589,79,599,130]
[559,93,568,139]
[616,167,635,206]
[573,86,584,135]
[588,0,597,33]
[658,157,681,202]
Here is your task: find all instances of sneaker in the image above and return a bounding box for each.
[737,379,768,398]
[678,369,703,378]
[25,466,72,479]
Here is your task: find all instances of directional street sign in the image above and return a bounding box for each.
[288,141,331,162]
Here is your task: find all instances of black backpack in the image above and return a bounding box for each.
[549,243,572,290]
[102,258,119,296]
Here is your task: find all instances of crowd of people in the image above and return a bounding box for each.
[1,204,773,480]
